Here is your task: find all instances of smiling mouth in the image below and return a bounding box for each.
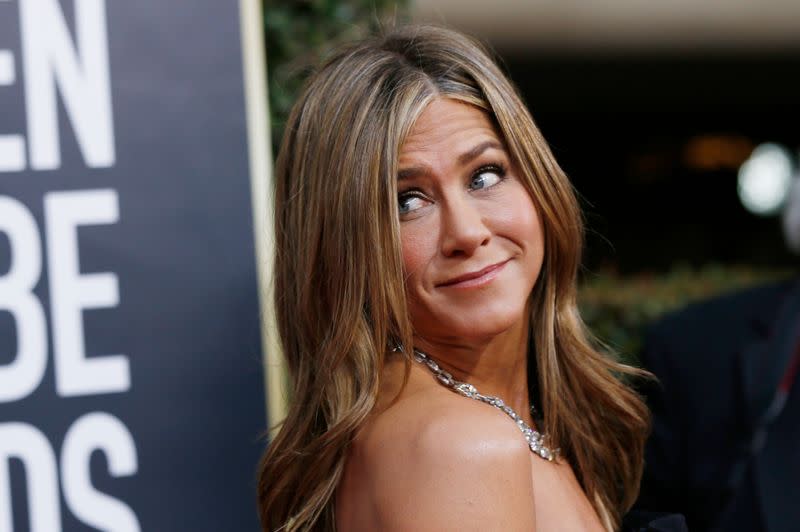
[437,259,510,288]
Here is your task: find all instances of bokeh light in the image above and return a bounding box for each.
[737,142,794,216]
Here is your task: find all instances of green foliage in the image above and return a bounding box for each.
[263,1,409,152]
[579,264,795,364]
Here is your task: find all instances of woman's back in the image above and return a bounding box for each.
[336,356,605,531]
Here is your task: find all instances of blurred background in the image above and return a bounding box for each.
[264,0,799,358]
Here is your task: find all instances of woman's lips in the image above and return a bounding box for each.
[437,259,510,288]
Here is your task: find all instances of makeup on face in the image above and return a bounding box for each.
[396,98,545,342]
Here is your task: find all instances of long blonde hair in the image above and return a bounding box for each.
[257,24,650,531]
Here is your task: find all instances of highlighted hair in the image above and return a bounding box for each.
[257,24,649,531]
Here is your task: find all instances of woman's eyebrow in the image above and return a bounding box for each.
[397,140,505,182]
[457,140,504,165]
[397,166,427,182]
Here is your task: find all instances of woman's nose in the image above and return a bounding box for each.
[439,195,491,257]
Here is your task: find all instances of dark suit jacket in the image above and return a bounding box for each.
[636,278,800,532]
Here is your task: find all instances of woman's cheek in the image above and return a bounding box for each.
[496,187,542,246]
[400,226,431,292]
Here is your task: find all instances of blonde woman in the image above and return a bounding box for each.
[258,25,656,531]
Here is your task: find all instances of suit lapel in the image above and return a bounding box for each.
[737,280,800,432]
[754,380,800,532]
[736,279,800,532]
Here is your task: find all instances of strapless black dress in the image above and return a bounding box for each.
[621,510,689,531]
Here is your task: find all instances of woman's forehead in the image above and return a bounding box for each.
[399,98,504,161]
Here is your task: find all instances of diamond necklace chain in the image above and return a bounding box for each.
[409,347,558,462]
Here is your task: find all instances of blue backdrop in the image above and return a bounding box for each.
[0,0,266,530]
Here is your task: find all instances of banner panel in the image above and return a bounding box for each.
[0,1,266,529]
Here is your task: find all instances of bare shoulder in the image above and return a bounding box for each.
[354,372,536,531]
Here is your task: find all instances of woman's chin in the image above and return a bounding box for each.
[415,307,528,345]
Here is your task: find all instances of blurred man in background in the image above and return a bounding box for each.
[636,178,800,531]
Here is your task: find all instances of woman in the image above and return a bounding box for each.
[258,24,651,531]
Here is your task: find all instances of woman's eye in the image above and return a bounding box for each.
[469,166,504,191]
[398,192,427,215]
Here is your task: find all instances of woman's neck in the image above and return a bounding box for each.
[411,315,532,423]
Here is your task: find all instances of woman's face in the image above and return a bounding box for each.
[397,97,545,342]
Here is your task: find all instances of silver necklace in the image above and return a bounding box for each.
[409,347,558,462]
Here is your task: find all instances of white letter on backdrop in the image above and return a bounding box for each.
[20,0,115,169]
[0,48,25,172]
[0,196,47,402]
[0,423,61,532]
[45,189,129,396]
[61,412,140,532]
